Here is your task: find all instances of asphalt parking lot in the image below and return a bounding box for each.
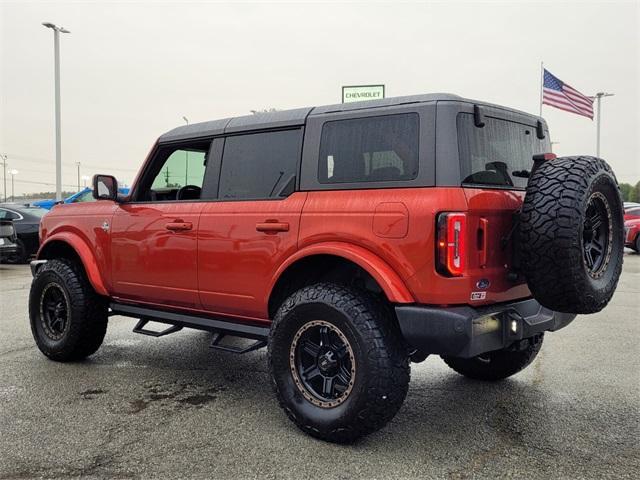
[1,255,638,480]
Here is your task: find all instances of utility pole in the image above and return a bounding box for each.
[594,92,614,157]
[1,154,7,203]
[42,22,70,201]
[10,169,18,202]
[76,162,81,191]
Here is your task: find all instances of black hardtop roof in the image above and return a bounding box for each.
[158,93,540,143]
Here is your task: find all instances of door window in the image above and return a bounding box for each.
[218,129,302,200]
[136,140,211,201]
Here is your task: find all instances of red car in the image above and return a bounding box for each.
[28,94,624,443]
[624,205,640,221]
[625,218,640,252]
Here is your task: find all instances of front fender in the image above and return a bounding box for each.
[270,242,415,303]
[37,233,109,296]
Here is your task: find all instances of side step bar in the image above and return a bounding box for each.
[110,302,270,350]
[209,332,267,354]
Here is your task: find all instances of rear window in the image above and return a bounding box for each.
[457,114,550,189]
[318,113,419,184]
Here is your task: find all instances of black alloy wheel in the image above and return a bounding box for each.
[582,192,613,278]
[290,320,356,408]
[40,283,70,340]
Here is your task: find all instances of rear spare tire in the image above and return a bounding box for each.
[519,156,623,314]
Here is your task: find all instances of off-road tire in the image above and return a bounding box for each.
[268,283,410,443]
[29,258,108,361]
[442,334,544,381]
[519,156,624,314]
[635,235,640,254]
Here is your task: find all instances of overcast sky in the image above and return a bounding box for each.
[1,0,638,196]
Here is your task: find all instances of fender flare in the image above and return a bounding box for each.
[270,242,415,304]
[37,233,109,296]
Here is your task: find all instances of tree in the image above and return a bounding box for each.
[634,181,640,203]
[619,183,633,202]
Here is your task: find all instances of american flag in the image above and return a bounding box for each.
[542,69,594,119]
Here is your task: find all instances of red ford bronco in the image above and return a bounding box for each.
[29,94,624,443]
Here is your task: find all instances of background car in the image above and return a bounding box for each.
[33,187,130,210]
[623,204,640,221]
[0,219,18,263]
[0,204,47,263]
[625,218,640,253]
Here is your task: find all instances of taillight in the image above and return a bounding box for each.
[436,213,467,277]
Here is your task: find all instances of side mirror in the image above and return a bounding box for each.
[93,175,118,201]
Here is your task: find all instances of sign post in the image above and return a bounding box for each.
[342,85,385,103]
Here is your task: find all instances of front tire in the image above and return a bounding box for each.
[442,334,544,381]
[29,259,108,361]
[268,283,410,443]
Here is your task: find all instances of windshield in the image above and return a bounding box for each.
[19,206,47,218]
[457,113,551,189]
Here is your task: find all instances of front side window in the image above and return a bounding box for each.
[318,113,419,184]
[218,129,302,200]
[137,140,211,201]
[457,114,551,189]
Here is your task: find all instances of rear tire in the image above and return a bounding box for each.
[268,283,410,443]
[29,258,108,361]
[519,156,624,314]
[442,334,544,381]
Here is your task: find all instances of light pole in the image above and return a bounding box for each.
[82,175,90,188]
[9,169,18,202]
[594,92,614,158]
[1,154,7,202]
[76,161,81,191]
[182,116,189,185]
[42,22,70,202]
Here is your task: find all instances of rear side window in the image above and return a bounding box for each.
[318,113,419,184]
[218,129,302,200]
[457,113,550,189]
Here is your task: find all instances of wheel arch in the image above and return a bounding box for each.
[268,243,414,318]
[37,235,109,296]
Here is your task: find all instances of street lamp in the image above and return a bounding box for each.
[42,22,70,202]
[0,154,7,202]
[76,161,81,191]
[82,175,90,188]
[594,92,614,158]
[9,169,18,202]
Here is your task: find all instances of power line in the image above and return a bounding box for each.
[1,152,140,173]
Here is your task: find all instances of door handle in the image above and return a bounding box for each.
[166,221,193,232]
[256,222,289,233]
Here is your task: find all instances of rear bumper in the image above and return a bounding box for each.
[0,243,18,259]
[395,298,576,359]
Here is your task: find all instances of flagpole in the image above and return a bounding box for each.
[539,61,544,116]
[594,92,615,157]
